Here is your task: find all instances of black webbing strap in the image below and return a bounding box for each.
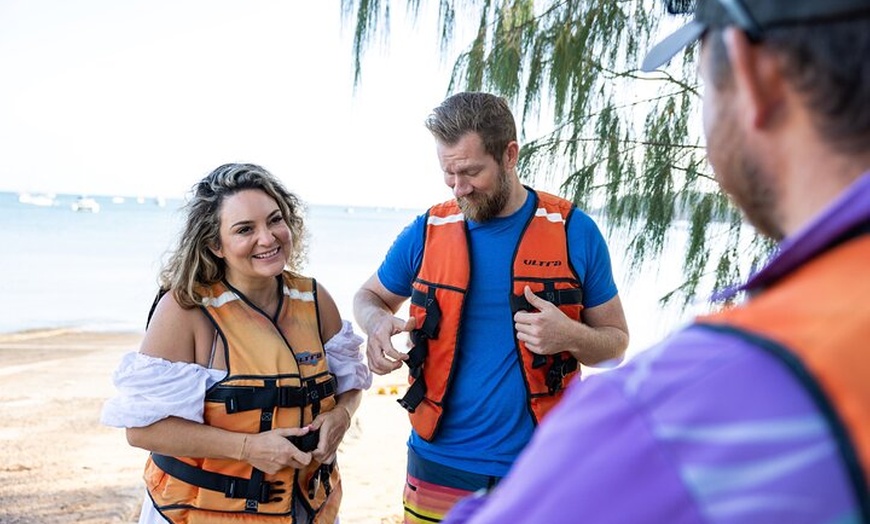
[206,377,337,414]
[306,378,323,419]
[397,374,427,413]
[150,454,286,504]
[288,429,321,453]
[511,282,582,370]
[397,331,429,413]
[404,331,429,370]
[510,287,583,314]
[245,468,267,511]
[531,353,548,369]
[545,354,578,395]
[410,287,442,339]
[307,462,335,500]
[145,288,169,329]
[400,286,442,413]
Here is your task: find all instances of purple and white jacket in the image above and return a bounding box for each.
[444,174,870,523]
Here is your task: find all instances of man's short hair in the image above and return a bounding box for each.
[424,92,517,163]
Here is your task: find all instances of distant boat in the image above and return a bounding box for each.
[18,192,57,207]
[155,196,166,207]
[111,196,125,204]
[71,197,100,213]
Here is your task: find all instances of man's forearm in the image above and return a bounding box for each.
[353,288,391,336]
[567,322,629,367]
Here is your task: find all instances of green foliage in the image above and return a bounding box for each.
[342,0,772,306]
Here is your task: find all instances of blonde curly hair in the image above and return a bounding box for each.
[158,163,307,309]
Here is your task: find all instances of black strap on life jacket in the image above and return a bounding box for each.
[511,281,582,394]
[545,354,579,395]
[398,287,441,413]
[410,286,442,339]
[287,430,322,453]
[306,462,335,500]
[145,288,170,329]
[151,453,288,506]
[397,329,429,412]
[206,376,337,414]
[150,427,321,510]
[509,284,583,314]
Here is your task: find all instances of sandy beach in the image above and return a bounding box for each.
[0,329,410,524]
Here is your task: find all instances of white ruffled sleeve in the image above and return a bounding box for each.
[325,320,372,394]
[100,352,227,428]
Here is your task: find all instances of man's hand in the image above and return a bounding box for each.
[513,286,576,356]
[365,316,416,375]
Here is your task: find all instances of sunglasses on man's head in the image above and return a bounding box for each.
[665,0,763,40]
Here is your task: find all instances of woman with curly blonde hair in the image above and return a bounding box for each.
[103,163,371,523]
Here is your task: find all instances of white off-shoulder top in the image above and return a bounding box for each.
[101,320,371,428]
[101,320,368,524]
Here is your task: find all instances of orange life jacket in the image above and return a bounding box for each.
[697,231,870,512]
[143,274,341,524]
[399,190,584,441]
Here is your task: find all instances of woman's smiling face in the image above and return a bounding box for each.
[210,188,293,286]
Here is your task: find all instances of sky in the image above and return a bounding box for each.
[0,1,463,209]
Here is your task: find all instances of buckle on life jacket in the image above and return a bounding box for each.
[307,462,335,500]
[509,286,583,314]
[400,285,442,413]
[255,480,286,504]
[545,355,578,395]
[287,429,320,453]
[509,281,582,387]
[151,454,286,505]
[207,377,337,414]
[397,330,429,412]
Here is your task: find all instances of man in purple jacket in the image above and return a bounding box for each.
[443,0,870,522]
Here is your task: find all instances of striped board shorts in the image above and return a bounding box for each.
[403,448,501,523]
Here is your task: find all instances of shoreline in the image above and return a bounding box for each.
[0,329,410,523]
[0,323,144,342]
[0,326,121,342]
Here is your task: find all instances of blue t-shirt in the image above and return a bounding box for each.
[377,188,618,476]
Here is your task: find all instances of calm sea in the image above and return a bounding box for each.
[0,191,694,357]
[0,191,418,334]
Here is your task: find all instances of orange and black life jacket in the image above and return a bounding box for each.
[398,189,584,441]
[143,273,341,524]
[697,224,870,517]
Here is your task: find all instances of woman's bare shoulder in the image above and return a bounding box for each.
[140,291,213,364]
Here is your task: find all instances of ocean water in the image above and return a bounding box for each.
[0,191,418,334]
[0,191,695,357]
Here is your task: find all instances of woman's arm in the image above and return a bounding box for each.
[127,416,313,474]
[124,291,313,473]
[310,281,367,463]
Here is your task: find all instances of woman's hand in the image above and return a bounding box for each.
[240,427,313,474]
[308,405,353,464]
